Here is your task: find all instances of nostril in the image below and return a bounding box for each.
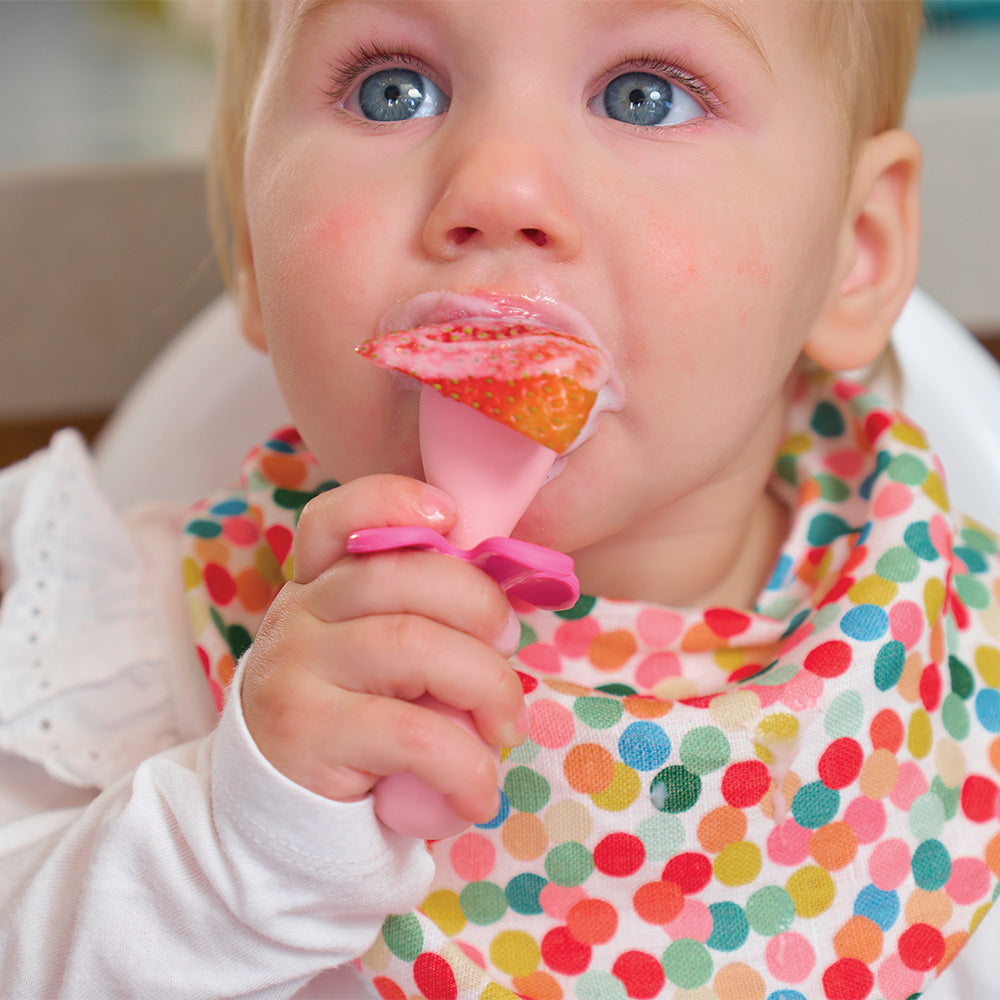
[448,226,478,245]
[522,228,548,247]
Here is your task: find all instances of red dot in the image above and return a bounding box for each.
[822,957,874,1000]
[567,897,618,945]
[805,640,852,678]
[204,563,237,605]
[594,833,646,877]
[661,852,712,894]
[413,952,457,1000]
[541,926,591,976]
[818,738,864,790]
[869,709,904,753]
[961,775,999,823]
[222,515,260,546]
[633,880,684,925]
[265,524,293,566]
[372,977,407,1000]
[721,759,771,807]
[865,411,891,443]
[898,923,946,972]
[613,950,665,999]
[704,607,751,638]
[516,670,538,695]
[919,662,942,712]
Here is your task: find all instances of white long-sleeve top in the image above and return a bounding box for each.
[0,433,433,999]
[0,432,997,999]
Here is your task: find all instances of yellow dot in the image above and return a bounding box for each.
[182,556,202,591]
[848,574,898,606]
[421,889,466,936]
[923,471,949,511]
[490,930,540,978]
[591,762,641,811]
[480,982,520,1000]
[891,422,928,449]
[714,841,762,887]
[924,578,946,627]
[710,689,761,732]
[543,798,593,845]
[908,708,933,759]
[783,432,812,455]
[934,738,966,789]
[975,645,1000,688]
[786,865,835,918]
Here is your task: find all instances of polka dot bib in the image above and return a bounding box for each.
[184,374,1000,1000]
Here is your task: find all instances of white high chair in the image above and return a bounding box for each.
[90,287,1000,1000]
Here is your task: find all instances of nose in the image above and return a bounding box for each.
[422,134,583,261]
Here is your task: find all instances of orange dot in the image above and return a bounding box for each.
[623,695,673,719]
[216,653,236,690]
[859,747,898,799]
[939,931,968,973]
[236,568,275,613]
[563,743,615,794]
[986,832,1000,878]
[809,822,857,871]
[543,678,591,698]
[681,622,725,652]
[989,736,1000,775]
[905,889,953,929]
[511,971,562,1000]
[567,898,617,945]
[713,962,765,1000]
[633,880,684,925]
[260,451,308,489]
[501,812,547,861]
[194,536,230,567]
[698,805,748,854]
[833,916,883,962]
[588,630,638,670]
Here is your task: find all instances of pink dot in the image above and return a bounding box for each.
[517,643,563,674]
[635,652,681,690]
[890,762,928,811]
[529,699,575,748]
[767,820,813,866]
[636,608,685,646]
[873,482,913,519]
[844,795,887,844]
[779,667,823,712]
[825,448,867,478]
[539,884,587,920]
[664,898,712,942]
[553,618,602,658]
[453,941,486,970]
[449,832,495,882]
[765,931,815,983]
[889,600,923,650]
[222,515,261,546]
[876,953,924,1000]
[946,857,991,905]
[929,514,952,564]
[868,838,911,890]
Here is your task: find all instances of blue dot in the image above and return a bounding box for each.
[618,721,671,770]
[706,901,749,951]
[841,604,889,641]
[767,992,808,1000]
[912,839,952,891]
[767,554,795,591]
[210,498,248,517]
[853,884,900,930]
[476,790,510,829]
[976,689,1000,732]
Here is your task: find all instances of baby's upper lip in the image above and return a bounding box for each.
[376,290,602,350]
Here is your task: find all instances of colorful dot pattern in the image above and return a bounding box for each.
[183,375,1000,999]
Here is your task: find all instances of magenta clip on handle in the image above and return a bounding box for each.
[346,526,580,611]
[345,526,579,839]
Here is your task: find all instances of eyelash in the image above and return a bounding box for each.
[322,43,722,119]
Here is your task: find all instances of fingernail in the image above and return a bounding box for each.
[418,486,454,524]
[495,608,522,656]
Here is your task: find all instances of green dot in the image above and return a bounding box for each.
[650,766,702,813]
[517,621,537,650]
[573,696,624,729]
[912,839,951,891]
[662,938,713,988]
[825,690,865,737]
[874,640,906,692]
[908,792,946,842]
[706,901,750,951]
[596,682,637,697]
[815,473,851,501]
[576,971,627,1000]
[750,663,799,687]
[808,512,852,546]
[459,880,507,925]
[505,873,547,915]
[931,776,960,819]
[810,400,846,438]
[679,726,731,775]
[960,526,998,555]
[185,518,222,539]
[555,594,597,619]
[746,885,795,936]
[955,575,990,611]
[505,738,541,764]
[904,521,939,561]
[544,841,594,887]
[776,453,798,486]
[381,912,423,960]
[636,812,686,860]
[949,656,975,699]
[503,766,551,813]
[876,546,920,583]
[941,693,970,740]
[791,781,840,829]
[887,453,928,485]
[954,546,988,574]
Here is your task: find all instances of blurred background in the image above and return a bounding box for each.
[0,0,999,467]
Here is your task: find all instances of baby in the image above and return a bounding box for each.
[2,1,999,998]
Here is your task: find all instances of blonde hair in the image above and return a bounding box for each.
[207,0,923,283]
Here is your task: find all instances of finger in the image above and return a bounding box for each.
[293,475,456,584]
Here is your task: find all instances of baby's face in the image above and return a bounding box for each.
[240,0,854,564]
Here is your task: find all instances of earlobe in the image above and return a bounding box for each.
[234,226,268,352]
[804,129,922,372]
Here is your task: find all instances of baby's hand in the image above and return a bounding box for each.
[240,475,526,825]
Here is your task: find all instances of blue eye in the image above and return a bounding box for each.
[598,71,704,128]
[357,68,448,122]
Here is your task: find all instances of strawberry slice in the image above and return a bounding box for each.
[356,320,608,454]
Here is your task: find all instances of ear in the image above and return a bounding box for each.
[233,216,268,353]
[804,129,922,371]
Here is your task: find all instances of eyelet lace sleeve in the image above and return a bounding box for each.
[0,430,207,789]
